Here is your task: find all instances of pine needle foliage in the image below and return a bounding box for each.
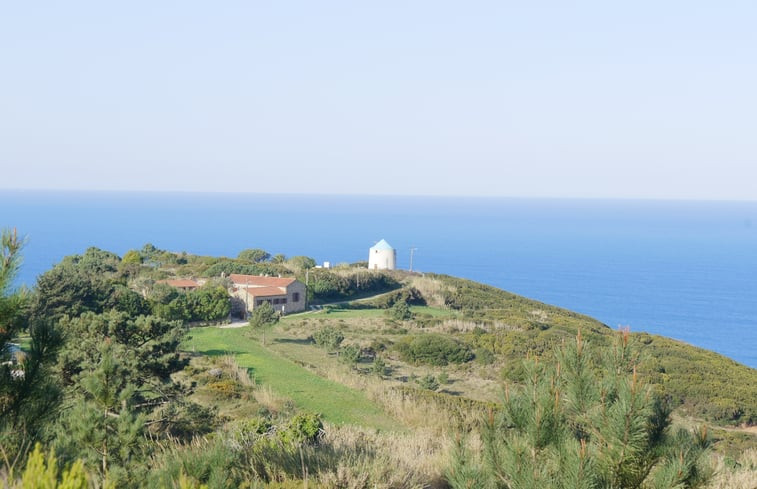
[0,229,62,459]
[448,330,712,489]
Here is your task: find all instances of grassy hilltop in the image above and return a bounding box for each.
[185,270,757,429]
[4,243,756,488]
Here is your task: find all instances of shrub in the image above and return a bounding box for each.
[201,259,285,278]
[279,413,323,445]
[371,357,388,377]
[339,345,361,364]
[206,379,242,398]
[417,374,440,391]
[308,270,400,303]
[230,417,273,448]
[474,347,495,365]
[312,326,344,351]
[388,301,413,321]
[237,248,270,263]
[248,301,279,346]
[370,287,426,309]
[10,444,90,489]
[394,334,474,366]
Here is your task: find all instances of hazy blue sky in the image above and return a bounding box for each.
[1,2,755,199]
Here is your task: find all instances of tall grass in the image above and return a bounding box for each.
[408,276,448,308]
[218,355,255,387]
[707,448,757,489]
[317,425,449,489]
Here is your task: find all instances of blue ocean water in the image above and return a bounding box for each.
[1,190,756,368]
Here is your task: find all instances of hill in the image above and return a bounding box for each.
[6,243,756,488]
[123,243,756,428]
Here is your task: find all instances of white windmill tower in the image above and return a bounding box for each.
[368,239,396,270]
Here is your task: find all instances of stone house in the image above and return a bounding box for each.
[229,274,307,315]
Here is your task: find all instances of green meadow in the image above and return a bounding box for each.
[184,325,398,431]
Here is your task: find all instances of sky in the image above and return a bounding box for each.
[1,1,755,200]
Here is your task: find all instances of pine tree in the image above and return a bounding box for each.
[54,342,146,486]
[52,311,192,486]
[447,330,712,489]
[0,229,62,459]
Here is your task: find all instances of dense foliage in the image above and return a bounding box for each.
[432,274,757,425]
[150,283,230,323]
[368,286,426,309]
[394,334,474,366]
[201,260,286,278]
[308,270,400,303]
[2,243,221,487]
[312,326,345,351]
[448,332,712,488]
[1,229,62,455]
[237,248,271,263]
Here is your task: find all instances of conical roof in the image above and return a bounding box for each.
[370,239,394,251]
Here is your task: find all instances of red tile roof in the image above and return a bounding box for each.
[241,286,288,297]
[229,274,297,287]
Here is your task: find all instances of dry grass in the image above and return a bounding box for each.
[310,360,481,436]
[218,354,255,387]
[408,275,449,308]
[252,384,288,414]
[421,318,522,334]
[317,424,451,489]
[707,448,757,488]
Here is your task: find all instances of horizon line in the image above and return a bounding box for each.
[1,186,756,204]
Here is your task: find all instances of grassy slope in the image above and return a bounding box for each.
[184,326,399,431]
[181,268,754,431]
[425,274,757,426]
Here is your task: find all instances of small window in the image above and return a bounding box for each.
[281,298,287,304]
[292,292,300,302]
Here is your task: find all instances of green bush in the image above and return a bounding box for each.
[312,326,345,351]
[474,347,495,365]
[308,270,400,303]
[339,345,361,364]
[370,287,426,309]
[388,301,413,321]
[11,444,90,489]
[394,334,474,366]
[279,413,323,445]
[237,248,270,263]
[186,286,231,322]
[201,259,285,278]
[371,357,388,377]
[416,374,439,391]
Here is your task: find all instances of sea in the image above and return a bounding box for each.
[1,190,756,368]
